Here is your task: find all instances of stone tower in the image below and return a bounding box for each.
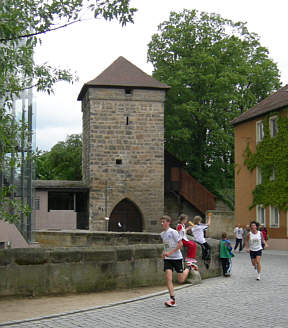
[77,57,169,232]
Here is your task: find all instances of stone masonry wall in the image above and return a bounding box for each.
[0,241,221,297]
[82,87,165,232]
[34,231,162,248]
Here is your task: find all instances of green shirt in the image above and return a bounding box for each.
[219,240,234,258]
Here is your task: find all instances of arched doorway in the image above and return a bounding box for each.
[109,198,142,232]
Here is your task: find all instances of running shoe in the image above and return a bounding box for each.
[186,262,198,271]
[191,263,198,271]
[256,275,261,281]
[164,299,176,307]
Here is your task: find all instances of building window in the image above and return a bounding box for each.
[116,159,122,165]
[256,120,264,143]
[270,167,275,181]
[256,167,262,185]
[269,206,279,228]
[256,205,265,225]
[269,116,278,137]
[48,192,74,211]
[35,199,40,210]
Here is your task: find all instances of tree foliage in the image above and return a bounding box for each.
[0,0,136,222]
[35,134,83,181]
[147,9,281,201]
[0,0,136,99]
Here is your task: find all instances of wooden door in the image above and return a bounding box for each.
[109,198,142,232]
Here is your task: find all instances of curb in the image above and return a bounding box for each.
[0,282,201,326]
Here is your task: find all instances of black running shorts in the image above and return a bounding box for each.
[250,250,262,259]
[164,259,183,273]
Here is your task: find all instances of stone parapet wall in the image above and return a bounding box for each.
[0,241,221,297]
[34,230,162,248]
[206,210,234,239]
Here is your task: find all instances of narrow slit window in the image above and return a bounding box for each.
[126,116,129,125]
[125,88,132,95]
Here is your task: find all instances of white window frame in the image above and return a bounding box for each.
[256,120,264,143]
[270,167,275,181]
[256,167,262,185]
[269,206,280,228]
[35,198,40,210]
[269,116,278,137]
[256,205,266,225]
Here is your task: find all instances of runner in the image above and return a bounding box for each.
[160,215,193,307]
[245,221,268,281]
[176,214,198,269]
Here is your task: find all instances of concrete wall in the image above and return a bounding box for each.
[206,210,234,239]
[0,241,221,297]
[164,193,202,228]
[81,87,165,232]
[0,221,29,248]
[34,191,76,230]
[267,238,288,251]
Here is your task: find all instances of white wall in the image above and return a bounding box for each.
[34,191,76,230]
[0,220,29,248]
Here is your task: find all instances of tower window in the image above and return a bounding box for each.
[125,88,133,95]
[116,159,122,165]
[126,116,129,125]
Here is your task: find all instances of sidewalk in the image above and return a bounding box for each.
[0,286,167,324]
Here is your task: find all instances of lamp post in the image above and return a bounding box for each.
[104,181,112,230]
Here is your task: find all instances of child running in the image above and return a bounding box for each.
[176,214,198,269]
[160,215,194,307]
[192,213,212,267]
[219,232,234,277]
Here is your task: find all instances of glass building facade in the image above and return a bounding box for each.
[0,88,35,242]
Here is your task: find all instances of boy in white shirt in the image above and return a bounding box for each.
[160,215,193,307]
[192,213,212,267]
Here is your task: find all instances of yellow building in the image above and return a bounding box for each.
[231,85,288,250]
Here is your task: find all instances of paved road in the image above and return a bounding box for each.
[1,250,288,328]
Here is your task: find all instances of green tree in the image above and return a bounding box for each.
[35,134,82,181]
[0,0,136,223]
[147,9,281,203]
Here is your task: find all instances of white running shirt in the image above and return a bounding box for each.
[192,224,208,244]
[234,227,243,239]
[160,227,183,260]
[249,231,263,251]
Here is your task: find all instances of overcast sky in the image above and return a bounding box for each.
[34,0,288,151]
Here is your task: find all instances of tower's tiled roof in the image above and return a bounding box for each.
[78,56,170,100]
[231,85,288,125]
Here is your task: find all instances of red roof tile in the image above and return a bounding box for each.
[231,85,288,125]
[77,56,170,100]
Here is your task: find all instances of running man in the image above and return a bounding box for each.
[245,221,268,281]
[160,215,193,307]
